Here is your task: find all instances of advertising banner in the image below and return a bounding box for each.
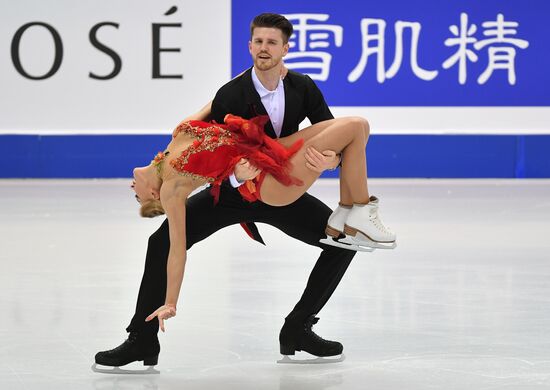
[232,0,549,106]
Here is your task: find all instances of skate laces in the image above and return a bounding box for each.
[305,316,320,327]
[368,205,392,234]
[304,317,331,343]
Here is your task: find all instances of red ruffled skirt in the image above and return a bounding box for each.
[169,114,304,203]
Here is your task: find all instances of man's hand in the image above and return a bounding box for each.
[304,147,340,173]
[234,158,262,182]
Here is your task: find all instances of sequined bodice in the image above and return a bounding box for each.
[151,150,170,176]
[150,120,237,182]
[147,115,303,205]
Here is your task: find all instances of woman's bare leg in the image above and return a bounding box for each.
[339,179,353,207]
[260,117,395,248]
[347,118,369,204]
[260,117,370,206]
[338,118,370,204]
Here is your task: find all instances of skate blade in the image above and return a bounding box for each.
[277,353,346,364]
[319,237,374,252]
[91,363,160,375]
[340,235,397,250]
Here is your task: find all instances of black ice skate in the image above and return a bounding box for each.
[92,332,160,374]
[278,316,345,364]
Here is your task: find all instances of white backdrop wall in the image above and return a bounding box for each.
[1,0,549,135]
[0,0,230,132]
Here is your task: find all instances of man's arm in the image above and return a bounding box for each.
[178,101,213,124]
[304,75,334,124]
[183,67,265,122]
[302,75,340,171]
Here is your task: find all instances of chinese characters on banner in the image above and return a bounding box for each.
[284,12,529,85]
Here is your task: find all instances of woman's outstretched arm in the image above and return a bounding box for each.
[145,180,190,332]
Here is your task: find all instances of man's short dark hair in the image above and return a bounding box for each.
[250,13,294,43]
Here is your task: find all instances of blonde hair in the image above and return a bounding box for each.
[140,199,165,218]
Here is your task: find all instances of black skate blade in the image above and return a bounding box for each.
[91,363,160,375]
[277,353,346,364]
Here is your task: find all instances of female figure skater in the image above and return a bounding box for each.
[132,114,396,330]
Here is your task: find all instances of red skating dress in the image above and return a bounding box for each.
[156,114,304,203]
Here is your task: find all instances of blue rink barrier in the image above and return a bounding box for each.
[1,134,549,178]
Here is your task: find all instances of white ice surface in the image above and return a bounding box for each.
[0,179,549,390]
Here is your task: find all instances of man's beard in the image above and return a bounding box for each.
[255,57,280,71]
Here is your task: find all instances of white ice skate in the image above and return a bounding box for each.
[319,204,374,252]
[340,197,397,250]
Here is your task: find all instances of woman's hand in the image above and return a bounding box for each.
[234,158,262,182]
[146,304,177,332]
[305,147,340,172]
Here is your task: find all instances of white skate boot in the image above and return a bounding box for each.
[340,196,397,250]
[319,204,374,252]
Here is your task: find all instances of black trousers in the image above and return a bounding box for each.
[126,182,356,335]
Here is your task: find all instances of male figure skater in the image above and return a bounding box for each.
[95,13,356,367]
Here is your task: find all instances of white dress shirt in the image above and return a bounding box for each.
[229,67,286,187]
